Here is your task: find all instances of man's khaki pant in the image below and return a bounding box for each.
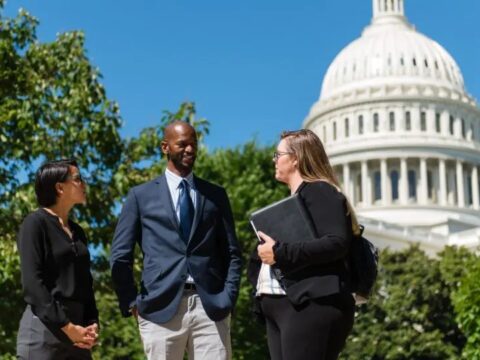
[138,290,231,360]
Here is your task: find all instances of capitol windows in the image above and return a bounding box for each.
[408,170,417,200]
[358,115,364,135]
[345,118,350,137]
[373,113,379,132]
[471,124,475,141]
[466,175,473,206]
[390,170,399,201]
[389,112,395,131]
[461,119,465,138]
[420,111,427,131]
[435,113,441,133]
[374,171,381,201]
[333,121,337,140]
[405,111,411,130]
[449,116,454,135]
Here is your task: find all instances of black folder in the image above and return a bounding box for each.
[250,194,316,244]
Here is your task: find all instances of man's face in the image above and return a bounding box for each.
[162,124,198,175]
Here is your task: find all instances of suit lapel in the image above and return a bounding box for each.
[155,175,180,231]
[189,176,205,243]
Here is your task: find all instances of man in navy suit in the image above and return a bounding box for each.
[111,121,242,360]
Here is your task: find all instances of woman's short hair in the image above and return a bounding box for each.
[35,159,78,207]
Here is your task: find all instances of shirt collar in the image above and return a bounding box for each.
[165,168,195,189]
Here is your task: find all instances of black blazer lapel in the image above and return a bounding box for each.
[155,175,180,231]
[189,176,206,243]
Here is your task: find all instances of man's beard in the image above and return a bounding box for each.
[169,152,195,172]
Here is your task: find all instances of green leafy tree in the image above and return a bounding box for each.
[442,248,480,360]
[194,141,289,359]
[341,246,464,360]
[101,124,286,358]
[3,3,480,360]
[0,2,123,357]
[93,102,211,360]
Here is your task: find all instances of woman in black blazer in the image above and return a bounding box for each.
[247,129,360,360]
[16,159,99,360]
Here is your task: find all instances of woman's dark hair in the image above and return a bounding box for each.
[35,159,78,207]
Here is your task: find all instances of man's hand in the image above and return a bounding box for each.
[257,231,277,265]
[131,305,138,322]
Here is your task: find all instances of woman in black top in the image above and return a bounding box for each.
[17,159,99,360]
[247,129,360,360]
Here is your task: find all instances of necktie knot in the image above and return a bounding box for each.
[179,179,189,191]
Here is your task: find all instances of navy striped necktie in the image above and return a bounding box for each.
[178,179,194,242]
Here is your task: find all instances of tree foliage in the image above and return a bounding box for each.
[194,142,288,359]
[0,3,124,357]
[2,3,480,360]
[341,246,466,359]
[446,249,480,360]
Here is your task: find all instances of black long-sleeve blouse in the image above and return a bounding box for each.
[17,208,98,328]
[247,181,353,305]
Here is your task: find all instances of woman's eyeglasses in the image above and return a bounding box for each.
[66,173,85,184]
[273,151,293,162]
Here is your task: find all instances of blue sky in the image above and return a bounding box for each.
[4,0,479,150]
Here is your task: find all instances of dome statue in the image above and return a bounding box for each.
[304,0,480,254]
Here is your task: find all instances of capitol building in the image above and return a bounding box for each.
[304,0,480,254]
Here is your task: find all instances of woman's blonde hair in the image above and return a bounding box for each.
[281,129,361,236]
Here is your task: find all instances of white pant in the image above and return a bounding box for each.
[138,290,232,360]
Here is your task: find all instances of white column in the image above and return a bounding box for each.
[361,161,370,206]
[441,110,449,136]
[399,158,408,204]
[412,108,420,133]
[439,159,447,206]
[343,163,351,198]
[381,159,389,205]
[456,160,465,207]
[382,109,388,132]
[472,165,479,210]
[419,158,428,204]
[427,108,435,134]
[373,0,379,17]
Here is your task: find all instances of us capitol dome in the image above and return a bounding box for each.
[304,0,480,254]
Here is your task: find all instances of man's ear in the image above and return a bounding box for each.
[161,140,169,155]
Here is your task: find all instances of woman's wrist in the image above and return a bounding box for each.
[61,322,74,333]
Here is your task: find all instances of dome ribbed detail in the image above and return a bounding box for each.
[320,7,466,101]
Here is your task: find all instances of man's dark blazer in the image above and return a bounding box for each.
[247,181,352,306]
[111,174,242,323]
